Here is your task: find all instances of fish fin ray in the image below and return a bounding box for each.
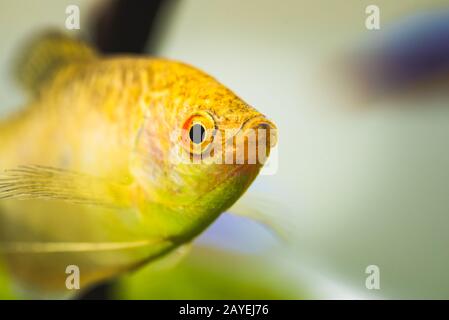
[227,193,294,240]
[0,239,164,254]
[147,243,192,271]
[0,165,131,208]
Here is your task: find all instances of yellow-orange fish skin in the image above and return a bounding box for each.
[0,52,276,294]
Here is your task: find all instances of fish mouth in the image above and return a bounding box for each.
[213,115,278,167]
[240,116,278,148]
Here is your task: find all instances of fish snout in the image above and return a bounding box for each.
[241,116,278,149]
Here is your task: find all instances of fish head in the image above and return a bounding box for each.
[132,61,277,233]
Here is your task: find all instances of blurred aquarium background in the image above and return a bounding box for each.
[1,0,449,299]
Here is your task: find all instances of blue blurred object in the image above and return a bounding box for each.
[195,213,278,254]
[355,9,449,93]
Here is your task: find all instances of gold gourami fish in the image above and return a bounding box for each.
[0,32,277,295]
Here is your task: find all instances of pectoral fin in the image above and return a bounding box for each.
[228,193,293,240]
[0,165,131,208]
[147,243,192,271]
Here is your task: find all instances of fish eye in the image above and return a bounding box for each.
[189,123,206,144]
[181,112,216,156]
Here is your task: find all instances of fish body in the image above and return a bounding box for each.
[0,33,277,294]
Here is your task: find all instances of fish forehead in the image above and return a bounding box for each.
[50,57,259,131]
[142,59,261,127]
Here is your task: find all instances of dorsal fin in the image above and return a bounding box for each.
[14,31,98,96]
